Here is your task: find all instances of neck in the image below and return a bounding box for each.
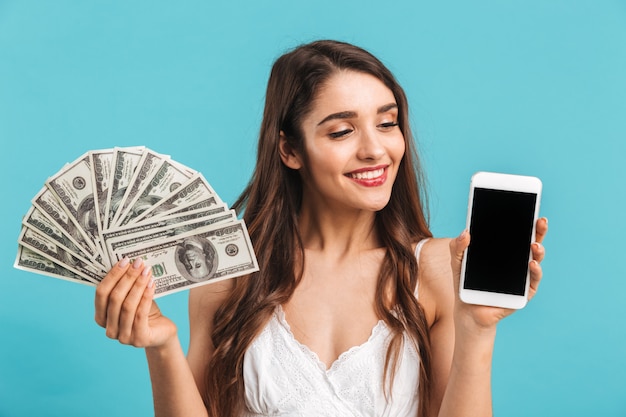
[297,202,380,256]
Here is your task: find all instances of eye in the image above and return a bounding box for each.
[328,129,353,139]
[378,121,399,130]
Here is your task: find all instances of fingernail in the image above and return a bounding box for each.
[142,265,151,277]
[543,217,549,225]
[148,278,155,289]
[457,230,467,242]
[119,257,130,267]
[132,258,143,269]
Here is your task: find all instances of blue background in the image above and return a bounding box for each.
[1,1,625,416]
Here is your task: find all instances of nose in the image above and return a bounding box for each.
[356,128,385,161]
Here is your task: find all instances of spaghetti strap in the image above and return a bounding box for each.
[414,238,429,265]
[414,238,429,298]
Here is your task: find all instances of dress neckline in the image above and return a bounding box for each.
[271,239,427,375]
[274,305,387,374]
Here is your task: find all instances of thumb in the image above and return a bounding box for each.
[449,230,470,293]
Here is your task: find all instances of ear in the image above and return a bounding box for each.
[278,131,303,170]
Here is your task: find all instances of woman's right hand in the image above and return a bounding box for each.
[95,257,177,348]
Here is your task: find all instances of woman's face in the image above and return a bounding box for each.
[295,70,405,214]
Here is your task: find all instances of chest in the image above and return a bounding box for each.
[242,308,420,417]
[283,251,383,369]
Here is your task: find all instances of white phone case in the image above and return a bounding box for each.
[459,171,542,309]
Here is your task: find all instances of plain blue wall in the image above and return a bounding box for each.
[1,1,625,416]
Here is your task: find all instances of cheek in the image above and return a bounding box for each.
[304,141,351,176]
[391,134,406,162]
[304,157,344,187]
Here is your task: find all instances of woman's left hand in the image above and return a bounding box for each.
[449,217,549,330]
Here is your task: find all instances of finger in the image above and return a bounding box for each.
[535,217,548,244]
[132,280,157,347]
[95,257,131,327]
[117,264,152,345]
[449,230,470,292]
[449,230,470,263]
[527,259,543,300]
[105,258,146,340]
[531,241,546,264]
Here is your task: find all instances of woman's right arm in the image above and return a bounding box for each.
[95,257,232,417]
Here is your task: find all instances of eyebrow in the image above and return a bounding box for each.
[317,103,398,126]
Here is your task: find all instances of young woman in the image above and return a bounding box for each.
[94,40,548,417]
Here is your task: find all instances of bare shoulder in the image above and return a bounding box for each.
[417,237,455,325]
[419,237,452,277]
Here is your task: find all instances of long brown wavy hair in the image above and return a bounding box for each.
[204,40,433,417]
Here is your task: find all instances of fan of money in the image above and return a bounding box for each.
[14,146,259,297]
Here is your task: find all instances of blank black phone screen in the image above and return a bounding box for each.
[464,188,537,295]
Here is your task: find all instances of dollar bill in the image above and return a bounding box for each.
[131,173,221,224]
[14,245,96,286]
[22,206,106,270]
[18,227,104,283]
[89,148,115,266]
[23,206,89,259]
[104,209,236,264]
[46,153,103,253]
[101,204,228,244]
[115,158,195,228]
[110,149,169,228]
[163,195,222,218]
[112,220,259,297]
[104,147,145,231]
[31,186,98,258]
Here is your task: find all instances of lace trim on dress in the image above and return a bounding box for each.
[274,305,387,374]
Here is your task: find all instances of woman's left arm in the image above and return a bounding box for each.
[422,218,548,417]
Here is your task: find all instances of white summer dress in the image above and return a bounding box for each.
[241,239,429,417]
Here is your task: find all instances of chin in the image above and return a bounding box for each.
[363,196,392,212]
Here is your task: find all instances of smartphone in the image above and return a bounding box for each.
[459,172,542,309]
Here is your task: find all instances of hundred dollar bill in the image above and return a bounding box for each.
[110,149,169,228]
[104,209,236,264]
[23,206,88,258]
[14,245,95,286]
[102,204,228,243]
[163,195,222,218]
[131,173,221,224]
[104,147,145,231]
[89,148,115,265]
[112,220,259,297]
[31,186,98,258]
[22,206,106,270]
[46,153,106,258]
[18,227,104,283]
[115,158,195,228]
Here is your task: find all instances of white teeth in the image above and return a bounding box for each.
[350,168,384,180]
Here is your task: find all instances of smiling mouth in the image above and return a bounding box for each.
[347,167,385,180]
[348,168,385,180]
